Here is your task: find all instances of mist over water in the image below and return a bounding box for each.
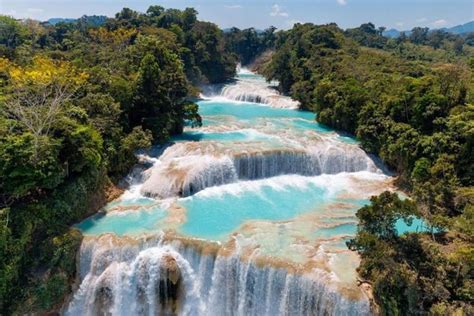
[67,69,396,315]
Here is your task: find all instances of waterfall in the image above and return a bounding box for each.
[66,235,370,316]
[140,154,238,198]
[219,83,299,109]
[140,143,380,199]
[200,68,300,109]
[67,68,386,315]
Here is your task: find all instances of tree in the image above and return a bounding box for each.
[348,192,418,244]
[146,5,165,17]
[115,7,141,23]
[181,8,198,31]
[409,27,429,45]
[0,16,28,58]
[428,30,447,49]
[131,48,189,141]
[89,27,136,52]
[453,38,464,55]
[0,16,28,49]
[2,57,87,160]
[188,21,236,83]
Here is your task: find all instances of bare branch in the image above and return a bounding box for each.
[4,79,79,161]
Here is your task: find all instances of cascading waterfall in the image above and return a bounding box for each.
[200,69,299,109]
[67,235,370,316]
[66,67,388,315]
[140,142,380,198]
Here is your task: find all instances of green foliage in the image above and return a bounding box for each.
[447,104,474,186]
[33,273,69,310]
[0,16,28,57]
[16,229,83,313]
[345,23,387,49]
[112,126,153,177]
[224,26,277,65]
[187,21,236,83]
[183,102,203,127]
[348,193,472,314]
[131,50,187,141]
[351,192,418,242]
[0,133,63,198]
[452,187,474,239]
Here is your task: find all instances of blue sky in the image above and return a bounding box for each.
[1,0,472,30]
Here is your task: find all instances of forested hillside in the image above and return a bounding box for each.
[252,23,473,315]
[0,7,236,314]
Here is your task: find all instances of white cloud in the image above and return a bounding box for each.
[225,5,243,9]
[270,4,289,17]
[396,21,404,27]
[416,17,428,23]
[432,19,448,27]
[336,0,347,6]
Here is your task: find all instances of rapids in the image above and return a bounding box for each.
[200,68,299,109]
[66,69,409,315]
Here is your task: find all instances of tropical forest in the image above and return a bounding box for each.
[0,2,472,315]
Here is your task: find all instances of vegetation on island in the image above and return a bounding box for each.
[0,7,236,314]
[247,22,473,315]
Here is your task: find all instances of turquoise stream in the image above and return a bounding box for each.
[78,96,421,240]
[68,70,430,316]
[77,175,425,240]
[77,72,424,241]
[75,70,423,294]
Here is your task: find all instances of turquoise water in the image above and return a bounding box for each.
[172,129,276,143]
[78,174,428,241]
[198,99,316,121]
[78,203,167,236]
[77,176,371,239]
[313,223,358,238]
[187,99,358,144]
[77,71,423,245]
[310,217,428,239]
[178,180,346,240]
[396,217,429,234]
[77,188,427,240]
[236,72,262,80]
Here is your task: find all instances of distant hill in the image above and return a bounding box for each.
[443,21,474,34]
[46,15,107,27]
[383,20,473,38]
[46,18,76,25]
[383,29,405,38]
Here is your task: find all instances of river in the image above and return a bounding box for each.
[65,68,418,315]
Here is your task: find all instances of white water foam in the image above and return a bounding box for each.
[183,171,389,200]
[201,67,300,109]
[139,141,381,198]
[66,236,370,316]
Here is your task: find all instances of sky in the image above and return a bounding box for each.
[1,0,473,31]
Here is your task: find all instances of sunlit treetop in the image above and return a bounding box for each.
[7,56,88,87]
